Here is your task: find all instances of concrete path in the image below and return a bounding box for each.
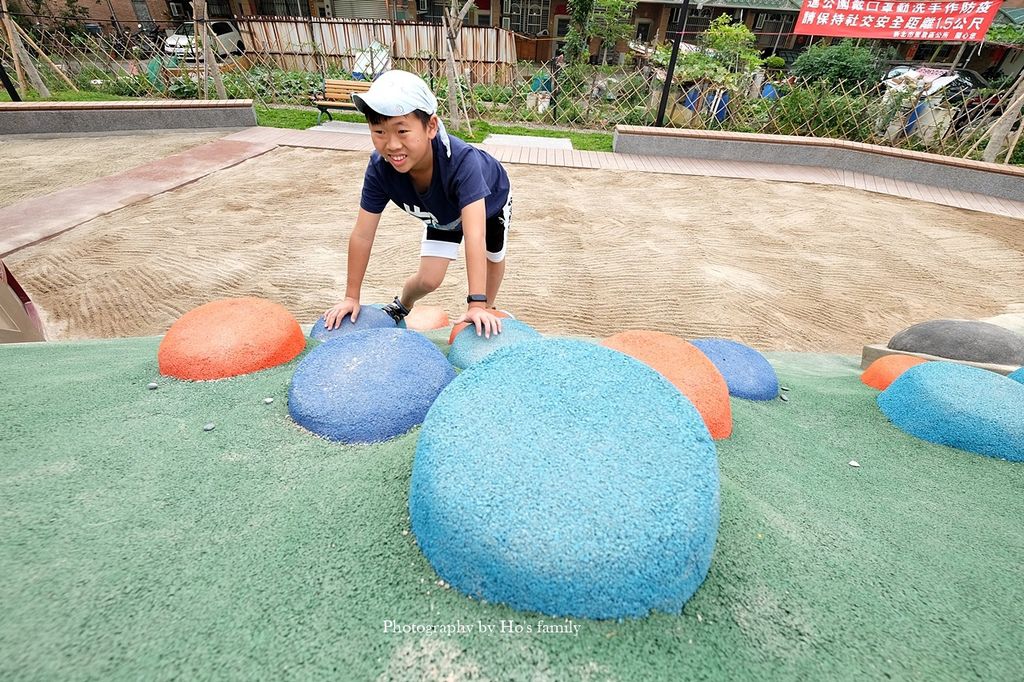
[2,125,1021,257]
[0,138,275,257]
[224,127,1024,221]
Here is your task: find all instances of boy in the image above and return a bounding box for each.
[323,69,511,338]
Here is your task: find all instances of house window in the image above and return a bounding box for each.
[685,8,715,35]
[555,14,570,37]
[668,6,683,25]
[257,0,310,16]
[635,19,652,42]
[503,0,549,35]
[476,11,491,25]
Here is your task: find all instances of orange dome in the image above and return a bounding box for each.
[602,330,732,440]
[448,309,513,345]
[158,297,305,380]
[405,305,450,331]
[861,354,928,390]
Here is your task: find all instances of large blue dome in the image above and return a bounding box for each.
[410,339,720,619]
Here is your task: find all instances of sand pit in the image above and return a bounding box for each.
[5,142,1024,352]
[0,131,227,209]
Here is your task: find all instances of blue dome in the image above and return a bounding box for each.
[309,305,396,342]
[877,361,1024,462]
[691,337,779,400]
[1009,367,1024,385]
[410,339,720,619]
[447,318,542,370]
[289,328,455,443]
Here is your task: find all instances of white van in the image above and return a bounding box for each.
[164,21,245,61]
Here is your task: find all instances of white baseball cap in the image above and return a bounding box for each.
[351,69,438,118]
[352,69,451,157]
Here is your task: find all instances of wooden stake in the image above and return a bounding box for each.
[13,26,47,97]
[0,0,26,92]
[14,21,77,91]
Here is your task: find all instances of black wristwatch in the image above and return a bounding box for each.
[466,294,488,304]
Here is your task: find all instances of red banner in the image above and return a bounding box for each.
[794,0,1004,42]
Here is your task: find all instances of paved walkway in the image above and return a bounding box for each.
[224,127,1024,220]
[2,126,1021,256]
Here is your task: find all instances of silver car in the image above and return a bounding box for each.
[163,21,245,61]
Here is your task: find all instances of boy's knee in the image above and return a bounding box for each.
[413,271,445,292]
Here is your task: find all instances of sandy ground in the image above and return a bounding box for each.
[5,139,1024,353]
[0,132,228,209]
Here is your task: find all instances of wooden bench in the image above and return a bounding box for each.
[311,79,372,124]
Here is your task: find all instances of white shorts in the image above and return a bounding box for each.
[420,194,512,263]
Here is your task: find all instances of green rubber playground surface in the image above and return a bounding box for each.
[2,336,1022,680]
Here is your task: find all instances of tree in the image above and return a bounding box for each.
[666,15,763,91]
[442,0,475,131]
[563,0,594,65]
[589,0,637,65]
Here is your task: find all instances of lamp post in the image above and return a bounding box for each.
[655,0,691,127]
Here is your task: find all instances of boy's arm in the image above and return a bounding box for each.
[324,208,381,329]
[458,198,501,338]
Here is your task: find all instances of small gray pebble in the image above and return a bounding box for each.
[147,382,158,390]
[263,397,274,404]
[779,394,789,402]
[780,386,791,392]
[849,460,861,468]
[203,423,216,432]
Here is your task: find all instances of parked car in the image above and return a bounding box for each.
[163,21,245,60]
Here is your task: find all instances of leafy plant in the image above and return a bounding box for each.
[661,16,764,97]
[564,0,594,65]
[761,81,882,141]
[590,0,638,64]
[986,22,1024,46]
[791,39,890,87]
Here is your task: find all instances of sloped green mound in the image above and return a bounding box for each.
[1,339,1022,680]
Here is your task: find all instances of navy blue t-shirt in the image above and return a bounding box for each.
[360,133,511,232]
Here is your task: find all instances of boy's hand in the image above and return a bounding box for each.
[323,297,360,330]
[453,307,503,339]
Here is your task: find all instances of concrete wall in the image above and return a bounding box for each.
[0,101,256,135]
[613,126,1024,204]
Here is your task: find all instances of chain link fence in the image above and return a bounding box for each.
[1,14,1020,162]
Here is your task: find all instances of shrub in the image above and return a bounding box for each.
[763,82,881,141]
[791,39,890,87]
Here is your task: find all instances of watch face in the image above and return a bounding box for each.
[467,294,488,303]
